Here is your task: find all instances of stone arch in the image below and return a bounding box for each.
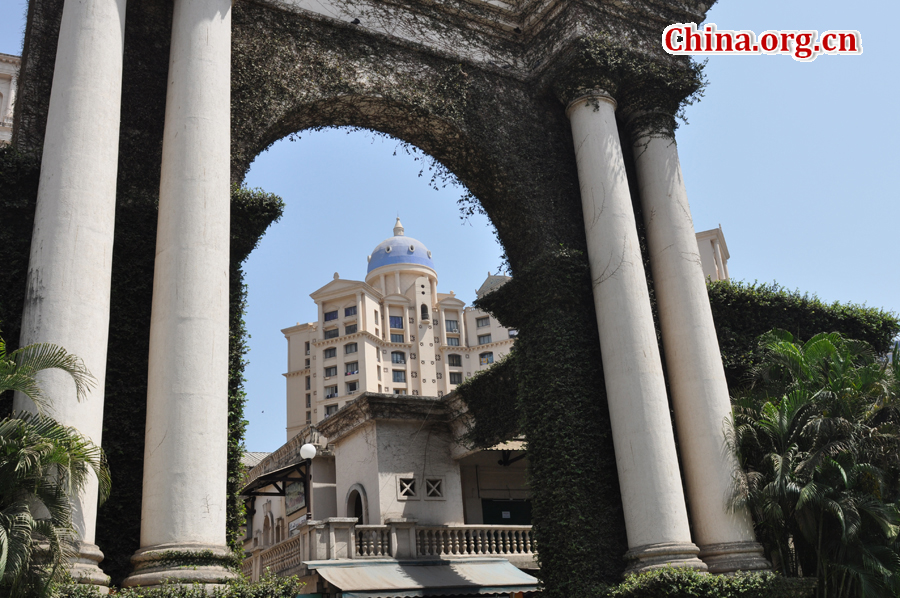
[345,483,369,525]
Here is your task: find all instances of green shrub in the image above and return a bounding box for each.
[54,574,305,598]
[605,568,816,598]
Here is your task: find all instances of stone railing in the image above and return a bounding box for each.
[243,518,535,581]
[416,526,534,559]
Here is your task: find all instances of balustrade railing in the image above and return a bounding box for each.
[243,519,534,581]
[355,525,391,557]
[415,526,533,558]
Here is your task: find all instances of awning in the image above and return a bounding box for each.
[240,462,308,497]
[305,558,538,598]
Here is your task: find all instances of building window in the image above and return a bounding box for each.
[305,394,311,408]
[398,477,417,499]
[448,354,462,367]
[374,310,379,321]
[345,343,358,354]
[447,337,460,347]
[345,362,359,375]
[479,352,494,365]
[394,388,407,395]
[324,366,337,378]
[420,304,429,321]
[425,478,443,499]
[347,381,358,394]
[305,358,310,368]
[389,316,404,329]
[305,341,310,355]
[508,329,518,338]
[324,328,339,340]
[345,324,358,335]
[390,333,404,343]
[345,306,357,317]
[391,351,406,364]
[445,319,459,333]
[478,334,492,345]
[324,310,338,322]
[325,386,338,399]
[306,411,311,424]
[392,370,406,383]
[323,347,337,359]
[476,316,490,328]
[305,376,311,390]
[449,372,463,385]
[325,404,339,417]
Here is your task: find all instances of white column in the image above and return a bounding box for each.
[15,0,127,587]
[122,0,234,587]
[629,122,769,573]
[565,91,705,574]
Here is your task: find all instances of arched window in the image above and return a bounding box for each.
[391,351,406,364]
[479,352,494,365]
[421,304,429,320]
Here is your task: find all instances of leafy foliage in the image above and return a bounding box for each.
[0,337,110,598]
[708,281,900,391]
[54,572,305,597]
[605,567,816,598]
[729,331,900,597]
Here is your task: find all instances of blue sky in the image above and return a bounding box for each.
[2,1,897,452]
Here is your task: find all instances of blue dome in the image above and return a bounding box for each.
[367,219,435,274]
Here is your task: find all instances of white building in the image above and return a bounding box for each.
[282,218,517,439]
[0,54,20,145]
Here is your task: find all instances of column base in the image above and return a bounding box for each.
[699,541,771,574]
[68,542,110,593]
[624,542,708,576]
[121,543,239,589]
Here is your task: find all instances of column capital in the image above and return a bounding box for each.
[564,89,617,119]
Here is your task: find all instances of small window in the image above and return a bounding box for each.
[345,324,358,335]
[394,388,407,395]
[476,316,490,328]
[447,337,460,347]
[345,306,357,317]
[305,394,311,408]
[449,372,463,384]
[398,477,417,499]
[325,385,338,399]
[305,376,311,390]
[324,310,338,322]
[448,354,462,367]
[479,352,494,365]
[425,478,443,499]
[478,334,492,345]
[420,304,429,320]
[391,351,406,364]
[305,341,310,355]
[323,347,337,359]
[389,316,404,329]
[374,310,379,321]
[324,366,337,378]
[508,329,518,338]
[305,358,310,368]
[325,404,339,417]
[346,381,359,394]
[306,411,311,424]
[393,370,406,383]
[345,343,358,354]
[345,362,359,375]
[390,333,405,343]
[445,319,459,333]
[324,328,339,340]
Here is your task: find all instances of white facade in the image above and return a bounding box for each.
[696,226,730,282]
[0,53,20,145]
[283,219,517,440]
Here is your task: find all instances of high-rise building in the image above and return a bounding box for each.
[283,218,517,439]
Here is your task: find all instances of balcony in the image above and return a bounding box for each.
[243,518,535,581]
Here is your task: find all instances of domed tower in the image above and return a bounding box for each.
[367,218,440,396]
[366,218,438,305]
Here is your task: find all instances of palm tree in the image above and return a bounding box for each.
[0,335,110,597]
[728,330,900,598]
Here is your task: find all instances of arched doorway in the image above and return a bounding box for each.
[345,484,369,525]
